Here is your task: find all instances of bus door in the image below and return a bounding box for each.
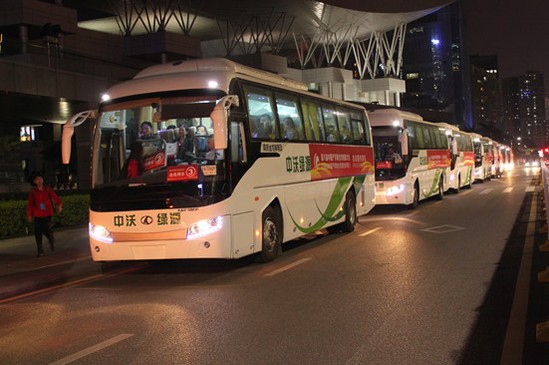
[228,110,249,190]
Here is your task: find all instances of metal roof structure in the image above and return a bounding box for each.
[73,1,451,58]
[76,1,449,39]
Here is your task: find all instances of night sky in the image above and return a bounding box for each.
[462,0,549,87]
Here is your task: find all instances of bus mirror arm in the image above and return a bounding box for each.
[211,95,239,150]
[62,110,97,164]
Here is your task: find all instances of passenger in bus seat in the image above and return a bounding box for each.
[283,117,299,140]
[326,125,336,142]
[176,126,195,163]
[196,125,208,136]
[251,117,262,138]
[259,114,274,139]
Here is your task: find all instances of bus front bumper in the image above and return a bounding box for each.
[375,181,412,205]
[89,215,234,261]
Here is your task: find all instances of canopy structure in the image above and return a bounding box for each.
[74,0,450,72]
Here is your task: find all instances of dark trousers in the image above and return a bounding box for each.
[34,216,54,253]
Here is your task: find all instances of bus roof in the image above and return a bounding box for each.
[102,58,369,112]
[134,58,308,90]
[104,58,309,101]
[366,107,423,127]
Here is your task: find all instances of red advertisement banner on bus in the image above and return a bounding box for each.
[309,144,374,181]
[462,151,475,166]
[427,150,451,168]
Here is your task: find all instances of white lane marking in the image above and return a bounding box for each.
[49,334,134,365]
[265,258,311,277]
[503,187,514,193]
[479,188,493,195]
[420,225,465,234]
[525,186,535,192]
[500,197,537,364]
[359,227,382,237]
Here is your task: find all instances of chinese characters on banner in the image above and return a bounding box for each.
[308,144,374,180]
[167,165,198,182]
[143,152,166,171]
[462,151,475,166]
[427,150,451,168]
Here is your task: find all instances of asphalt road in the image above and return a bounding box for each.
[0,168,547,364]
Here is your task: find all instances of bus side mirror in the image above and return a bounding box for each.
[62,110,96,164]
[211,95,239,150]
[399,129,409,156]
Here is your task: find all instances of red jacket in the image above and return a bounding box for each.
[27,187,62,218]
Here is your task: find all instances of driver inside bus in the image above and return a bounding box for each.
[205,134,224,162]
[384,146,403,164]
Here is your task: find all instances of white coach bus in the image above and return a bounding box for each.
[438,123,474,191]
[470,132,492,182]
[367,107,450,209]
[62,58,376,263]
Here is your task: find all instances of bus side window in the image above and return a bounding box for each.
[301,99,324,142]
[244,85,277,140]
[350,111,365,144]
[336,108,353,144]
[275,92,304,141]
[322,105,340,143]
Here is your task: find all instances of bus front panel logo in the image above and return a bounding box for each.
[141,215,154,225]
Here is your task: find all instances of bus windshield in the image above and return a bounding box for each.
[372,126,406,181]
[94,94,226,189]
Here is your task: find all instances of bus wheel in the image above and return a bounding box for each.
[455,175,461,194]
[407,182,419,210]
[340,191,357,233]
[259,206,282,263]
[436,178,444,200]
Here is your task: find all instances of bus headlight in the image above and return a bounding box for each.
[89,223,113,243]
[187,216,223,240]
[386,184,404,196]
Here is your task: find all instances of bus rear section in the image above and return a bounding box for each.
[368,108,450,208]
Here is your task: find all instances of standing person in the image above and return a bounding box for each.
[126,142,144,178]
[27,172,63,257]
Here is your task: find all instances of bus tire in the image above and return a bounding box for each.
[455,175,461,194]
[340,191,357,233]
[259,206,282,263]
[407,182,420,210]
[436,177,444,200]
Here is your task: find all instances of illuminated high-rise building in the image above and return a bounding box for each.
[401,2,472,130]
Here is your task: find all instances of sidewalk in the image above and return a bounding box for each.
[0,226,100,301]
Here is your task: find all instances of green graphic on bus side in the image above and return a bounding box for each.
[465,167,472,185]
[313,175,367,223]
[422,169,443,198]
[288,176,354,234]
